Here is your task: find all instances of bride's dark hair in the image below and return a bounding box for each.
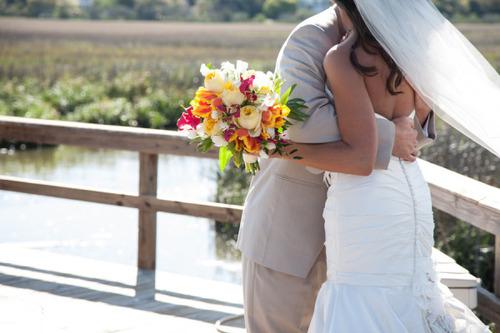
[333,0,403,95]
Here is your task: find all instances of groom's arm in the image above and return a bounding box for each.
[277,24,396,169]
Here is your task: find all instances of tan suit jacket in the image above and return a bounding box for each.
[237,6,435,279]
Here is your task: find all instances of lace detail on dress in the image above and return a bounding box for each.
[413,259,456,333]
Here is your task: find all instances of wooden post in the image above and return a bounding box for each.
[138,152,158,270]
[495,235,500,298]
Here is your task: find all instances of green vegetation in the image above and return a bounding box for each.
[2,0,499,22]
[0,19,285,136]
[0,18,499,298]
[0,0,304,21]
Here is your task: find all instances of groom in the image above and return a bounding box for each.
[236,4,436,333]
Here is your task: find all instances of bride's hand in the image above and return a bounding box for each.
[392,116,418,162]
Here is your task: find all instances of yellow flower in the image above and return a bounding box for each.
[258,86,272,95]
[204,70,225,93]
[281,105,291,117]
[203,117,218,136]
[222,82,246,106]
[236,105,262,131]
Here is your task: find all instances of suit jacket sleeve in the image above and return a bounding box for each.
[276,24,395,169]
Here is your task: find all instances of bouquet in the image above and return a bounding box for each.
[177,60,308,174]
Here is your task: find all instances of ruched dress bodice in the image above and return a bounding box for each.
[308,157,490,333]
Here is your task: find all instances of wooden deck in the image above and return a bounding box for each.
[0,116,498,325]
[0,244,244,333]
[0,242,486,332]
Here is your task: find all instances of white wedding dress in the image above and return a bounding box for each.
[308,156,490,333]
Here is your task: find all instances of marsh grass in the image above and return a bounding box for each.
[0,18,499,300]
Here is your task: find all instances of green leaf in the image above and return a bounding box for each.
[273,73,284,95]
[197,137,214,152]
[219,146,233,173]
[233,151,242,168]
[280,83,297,105]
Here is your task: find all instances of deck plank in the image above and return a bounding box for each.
[0,244,478,332]
[0,244,244,333]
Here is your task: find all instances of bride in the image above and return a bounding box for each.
[275,0,500,332]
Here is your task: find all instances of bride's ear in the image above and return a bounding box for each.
[338,6,354,32]
[339,29,358,48]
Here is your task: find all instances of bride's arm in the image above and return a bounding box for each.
[279,31,378,176]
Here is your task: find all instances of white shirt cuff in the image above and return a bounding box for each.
[421,114,431,137]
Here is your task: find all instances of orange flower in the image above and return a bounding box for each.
[275,117,286,128]
[234,139,243,152]
[232,128,260,153]
[265,104,289,129]
[190,87,219,118]
[260,128,270,140]
[203,117,218,136]
[262,110,276,128]
[262,104,290,129]
[236,128,250,138]
[242,136,261,155]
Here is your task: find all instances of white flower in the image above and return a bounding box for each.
[242,69,257,80]
[259,150,269,159]
[212,135,228,147]
[221,61,236,73]
[196,123,208,139]
[243,153,258,164]
[218,121,229,131]
[182,129,198,140]
[267,127,275,138]
[261,93,279,108]
[222,83,246,106]
[249,127,262,138]
[236,60,249,74]
[221,61,237,82]
[267,142,276,151]
[236,105,262,131]
[200,63,210,76]
[204,69,225,93]
[211,111,219,120]
[254,71,273,92]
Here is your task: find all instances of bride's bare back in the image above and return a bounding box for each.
[325,30,431,127]
[355,48,416,120]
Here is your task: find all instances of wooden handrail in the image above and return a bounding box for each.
[0,175,243,222]
[420,159,500,236]
[0,115,499,324]
[0,115,217,158]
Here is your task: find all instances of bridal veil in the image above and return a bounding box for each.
[352,0,500,157]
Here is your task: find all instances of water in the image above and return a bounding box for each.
[0,145,242,284]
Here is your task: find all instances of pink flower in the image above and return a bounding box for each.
[224,129,235,142]
[177,106,200,131]
[239,75,255,94]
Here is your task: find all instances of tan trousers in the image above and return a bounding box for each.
[242,248,327,333]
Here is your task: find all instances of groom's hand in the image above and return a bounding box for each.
[392,116,418,162]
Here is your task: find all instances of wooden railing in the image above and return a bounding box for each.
[0,115,499,324]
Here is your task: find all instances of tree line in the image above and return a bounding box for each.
[0,0,499,22]
[0,0,303,21]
